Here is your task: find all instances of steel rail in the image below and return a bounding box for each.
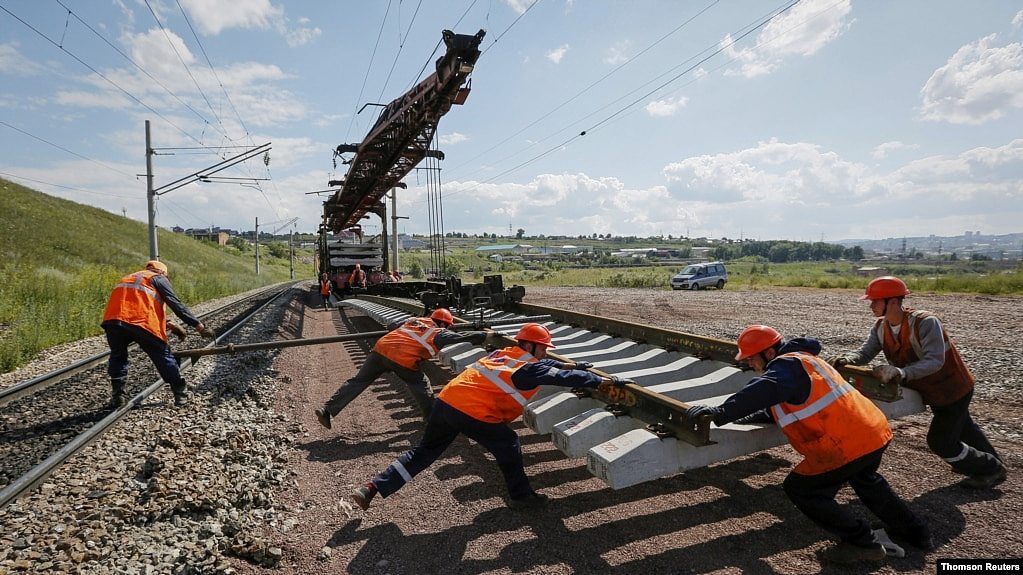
[0,282,295,408]
[0,284,295,509]
[346,294,903,447]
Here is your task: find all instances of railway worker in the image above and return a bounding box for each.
[315,308,490,426]
[683,325,931,564]
[101,260,215,408]
[349,323,631,511]
[348,264,367,290]
[831,276,1006,489]
[318,272,332,310]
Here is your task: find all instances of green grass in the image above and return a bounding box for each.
[0,178,308,372]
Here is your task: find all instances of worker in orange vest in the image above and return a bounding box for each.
[315,308,488,426]
[101,260,215,408]
[348,264,366,289]
[350,323,632,511]
[832,276,1006,490]
[318,272,332,310]
[684,325,930,565]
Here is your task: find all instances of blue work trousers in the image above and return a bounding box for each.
[371,399,532,500]
[783,443,926,547]
[103,322,186,392]
[928,390,1002,476]
[324,351,434,419]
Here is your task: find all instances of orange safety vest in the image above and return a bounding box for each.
[878,309,974,407]
[102,270,167,341]
[319,279,331,296]
[770,352,892,476]
[438,346,540,424]
[374,318,444,370]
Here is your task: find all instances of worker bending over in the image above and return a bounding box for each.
[351,323,630,510]
[315,308,488,426]
[833,276,1006,489]
[685,325,930,565]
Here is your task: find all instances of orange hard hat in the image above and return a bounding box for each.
[735,325,783,361]
[146,260,168,275]
[860,276,910,301]
[429,308,454,326]
[515,323,555,348]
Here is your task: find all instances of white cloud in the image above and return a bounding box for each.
[439,132,469,145]
[283,26,321,47]
[0,43,46,76]
[505,0,532,16]
[871,141,919,160]
[178,0,283,35]
[546,44,570,64]
[723,0,852,78]
[604,41,631,66]
[645,96,689,117]
[1013,11,1023,30]
[919,34,1023,124]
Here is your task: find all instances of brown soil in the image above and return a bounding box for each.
[234,286,1021,575]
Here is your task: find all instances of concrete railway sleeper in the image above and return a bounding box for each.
[341,295,926,490]
[0,283,296,510]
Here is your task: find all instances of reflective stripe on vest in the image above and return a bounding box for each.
[398,325,441,356]
[771,354,853,427]
[469,356,531,407]
[114,273,164,306]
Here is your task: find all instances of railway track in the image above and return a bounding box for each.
[0,283,297,509]
[342,294,926,490]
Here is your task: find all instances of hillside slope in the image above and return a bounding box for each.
[0,178,294,371]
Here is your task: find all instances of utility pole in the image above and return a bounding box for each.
[289,229,295,279]
[254,217,260,275]
[146,120,158,260]
[144,120,270,261]
[390,187,409,272]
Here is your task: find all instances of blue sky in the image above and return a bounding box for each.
[2,0,1021,242]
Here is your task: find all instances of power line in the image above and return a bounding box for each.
[0,171,137,199]
[376,0,424,104]
[0,120,135,178]
[51,0,231,143]
[344,0,394,145]
[143,0,227,147]
[0,4,206,146]
[479,0,540,56]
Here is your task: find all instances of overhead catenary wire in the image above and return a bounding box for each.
[0,171,137,199]
[0,120,135,178]
[343,0,394,145]
[437,0,803,197]
[0,4,208,147]
[376,0,424,104]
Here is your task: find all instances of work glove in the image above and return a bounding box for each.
[872,364,905,385]
[166,321,188,342]
[734,408,773,425]
[608,375,635,387]
[684,405,723,426]
[573,361,594,371]
[826,355,850,369]
[196,324,216,340]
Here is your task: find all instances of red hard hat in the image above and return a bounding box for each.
[860,276,911,301]
[429,308,454,326]
[735,325,783,361]
[515,323,555,348]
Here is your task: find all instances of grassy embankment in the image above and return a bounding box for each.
[0,179,304,372]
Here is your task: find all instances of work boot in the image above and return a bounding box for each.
[110,378,127,409]
[315,408,332,429]
[352,483,377,511]
[173,392,190,407]
[959,465,1007,489]
[819,541,886,564]
[508,492,550,510]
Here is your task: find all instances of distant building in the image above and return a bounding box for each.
[475,244,534,255]
[188,230,230,246]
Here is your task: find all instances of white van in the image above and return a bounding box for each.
[670,262,728,290]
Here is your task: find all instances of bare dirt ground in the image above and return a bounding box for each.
[235,286,1021,575]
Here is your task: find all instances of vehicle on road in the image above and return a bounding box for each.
[670,262,728,290]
